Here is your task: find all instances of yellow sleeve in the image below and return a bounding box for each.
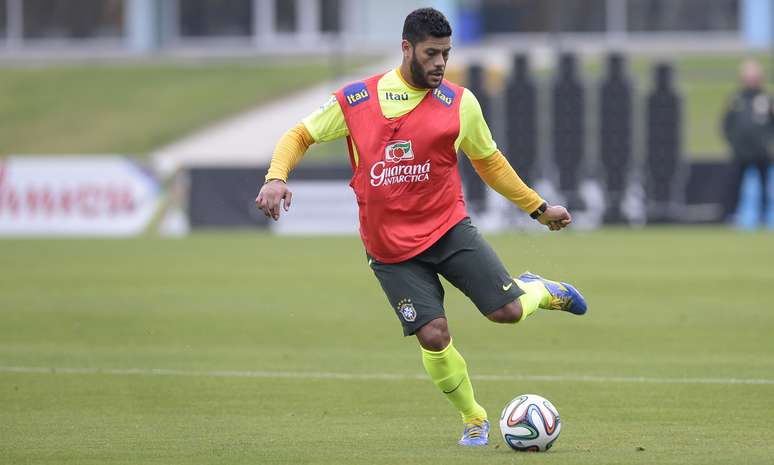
[265,123,315,183]
[301,94,349,143]
[470,150,545,213]
[456,89,498,159]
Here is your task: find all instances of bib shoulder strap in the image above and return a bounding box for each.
[335,73,385,111]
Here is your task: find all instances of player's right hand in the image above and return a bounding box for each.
[256,179,293,221]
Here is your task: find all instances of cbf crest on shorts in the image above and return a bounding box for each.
[397,298,416,322]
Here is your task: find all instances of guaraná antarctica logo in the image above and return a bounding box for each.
[384,140,414,163]
[370,140,430,187]
[397,298,417,322]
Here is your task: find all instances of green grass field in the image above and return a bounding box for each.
[0,58,368,157]
[1,229,773,464]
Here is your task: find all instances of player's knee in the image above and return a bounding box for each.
[415,318,450,351]
[487,301,523,324]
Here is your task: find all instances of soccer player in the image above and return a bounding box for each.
[256,8,587,447]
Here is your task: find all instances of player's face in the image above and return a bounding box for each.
[409,37,451,89]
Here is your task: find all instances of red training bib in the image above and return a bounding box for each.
[335,73,469,263]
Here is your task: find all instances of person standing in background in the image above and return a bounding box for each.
[722,59,774,226]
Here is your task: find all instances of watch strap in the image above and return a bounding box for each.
[530,201,548,220]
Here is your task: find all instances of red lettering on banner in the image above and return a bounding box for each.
[59,189,74,214]
[0,162,138,218]
[107,188,136,214]
[76,186,99,217]
[4,190,20,215]
[0,165,19,215]
[25,188,57,216]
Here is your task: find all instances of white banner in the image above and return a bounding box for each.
[270,181,359,235]
[0,156,160,236]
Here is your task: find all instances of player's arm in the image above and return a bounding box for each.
[256,124,312,220]
[459,90,571,231]
[256,95,348,221]
[471,152,570,231]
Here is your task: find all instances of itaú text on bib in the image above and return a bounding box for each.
[369,160,431,187]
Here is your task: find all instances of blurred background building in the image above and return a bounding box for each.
[0,0,771,55]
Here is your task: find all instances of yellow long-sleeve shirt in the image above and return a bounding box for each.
[265,68,544,214]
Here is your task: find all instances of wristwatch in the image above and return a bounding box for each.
[530,201,548,220]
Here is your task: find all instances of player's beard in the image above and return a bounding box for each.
[409,53,442,89]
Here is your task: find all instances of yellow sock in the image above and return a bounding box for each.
[514,278,550,321]
[421,341,487,422]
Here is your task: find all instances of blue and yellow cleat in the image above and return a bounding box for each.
[457,418,489,446]
[518,272,588,315]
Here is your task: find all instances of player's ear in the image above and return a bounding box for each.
[401,39,412,60]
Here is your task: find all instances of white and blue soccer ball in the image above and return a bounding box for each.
[499,394,561,452]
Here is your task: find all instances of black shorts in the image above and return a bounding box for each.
[368,218,524,336]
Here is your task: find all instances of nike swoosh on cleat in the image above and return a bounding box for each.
[443,378,465,394]
[502,282,513,291]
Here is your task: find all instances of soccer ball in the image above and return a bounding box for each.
[499,394,561,452]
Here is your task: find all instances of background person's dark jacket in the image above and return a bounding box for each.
[723,89,774,162]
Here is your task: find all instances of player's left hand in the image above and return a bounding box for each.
[537,205,572,231]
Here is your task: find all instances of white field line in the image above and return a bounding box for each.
[1,365,773,386]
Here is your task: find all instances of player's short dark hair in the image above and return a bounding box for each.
[402,8,452,45]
